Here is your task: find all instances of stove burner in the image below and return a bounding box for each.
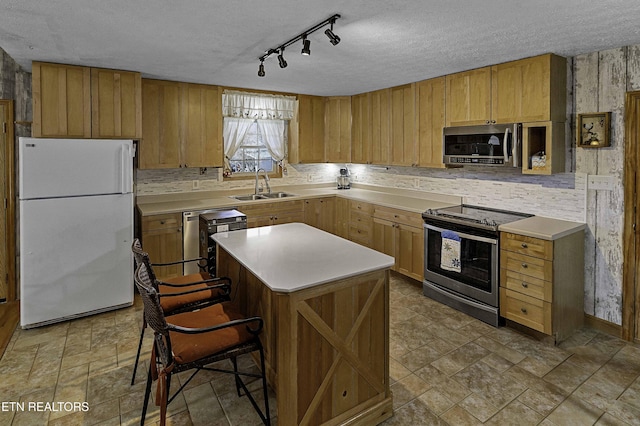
[423,205,532,231]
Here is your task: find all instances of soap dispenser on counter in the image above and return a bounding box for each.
[337,167,351,189]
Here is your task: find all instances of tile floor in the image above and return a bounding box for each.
[1,272,640,425]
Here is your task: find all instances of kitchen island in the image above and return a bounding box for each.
[213,223,395,426]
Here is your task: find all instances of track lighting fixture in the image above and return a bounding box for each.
[324,20,340,45]
[301,36,311,56]
[257,14,341,77]
[277,48,288,68]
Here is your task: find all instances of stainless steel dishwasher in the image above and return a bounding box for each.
[182,208,238,274]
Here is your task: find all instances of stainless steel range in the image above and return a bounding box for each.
[422,205,532,326]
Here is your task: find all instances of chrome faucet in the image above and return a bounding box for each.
[255,168,271,194]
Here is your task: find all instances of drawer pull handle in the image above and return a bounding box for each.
[521,263,528,268]
[521,282,528,288]
[521,243,528,248]
[520,307,528,314]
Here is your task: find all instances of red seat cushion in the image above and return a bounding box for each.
[158,273,227,313]
[168,302,255,365]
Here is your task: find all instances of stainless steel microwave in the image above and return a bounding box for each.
[443,123,521,167]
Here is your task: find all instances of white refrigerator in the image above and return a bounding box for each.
[19,137,135,328]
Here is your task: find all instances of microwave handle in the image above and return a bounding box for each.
[503,127,511,164]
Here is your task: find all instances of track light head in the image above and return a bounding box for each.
[325,28,340,46]
[301,37,311,56]
[258,61,265,77]
[277,48,287,68]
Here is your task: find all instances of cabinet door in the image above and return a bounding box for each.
[140,79,182,169]
[370,88,391,165]
[351,93,370,164]
[335,197,350,239]
[416,77,446,168]
[491,54,566,124]
[304,198,333,230]
[183,83,223,168]
[372,218,396,264]
[32,62,91,138]
[141,227,183,279]
[396,223,424,281]
[91,68,142,139]
[141,213,183,280]
[445,67,492,126]
[390,84,416,166]
[325,96,351,163]
[298,95,325,163]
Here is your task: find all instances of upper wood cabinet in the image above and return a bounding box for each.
[390,84,416,166]
[491,54,566,124]
[446,54,567,127]
[297,94,325,163]
[32,62,142,139]
[140,79,182,169]
[324,96,351,163]
[445,67,492,127]
[416,77,446,168]
[91,68,142,139]
[32,62,92,138]
[182,83,223,168]
[351,93,370,164]
[369,88,391,165]
[140,79,223,169]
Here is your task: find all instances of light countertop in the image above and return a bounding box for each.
[212,222,395,292]
[499,216,586,240]
[136,183,462,216]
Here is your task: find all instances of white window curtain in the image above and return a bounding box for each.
[256,119,286,162]
[222,90,294,176]
[222,90,296,120]
[223,117,254,175]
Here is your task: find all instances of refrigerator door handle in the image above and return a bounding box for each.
[121,144,132,194]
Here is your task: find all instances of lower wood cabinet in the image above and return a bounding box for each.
[499,230,584,342]
[348,200,374,248]
[240,200,305,228]
[140,212,183,280]
[303,197,336,234]
[373,206,424,281]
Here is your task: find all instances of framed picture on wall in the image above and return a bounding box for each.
[577,112,611,148]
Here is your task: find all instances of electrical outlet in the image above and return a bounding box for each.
[307,174,313,182]
[192,180,200,190]
[587,175,614,191]
[414,178,420,188]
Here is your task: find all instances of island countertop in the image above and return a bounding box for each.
[212,222,395,293]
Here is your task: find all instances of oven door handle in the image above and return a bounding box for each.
[424,223,498,245]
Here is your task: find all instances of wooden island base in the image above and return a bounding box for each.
[218,247,393,426]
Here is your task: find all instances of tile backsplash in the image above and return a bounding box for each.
[136,163,586,222]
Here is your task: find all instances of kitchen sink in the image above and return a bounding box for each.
[230,194,267,201]
[261,192,297,198]
[230,192,297,201]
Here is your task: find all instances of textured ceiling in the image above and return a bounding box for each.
[1,0,640,96]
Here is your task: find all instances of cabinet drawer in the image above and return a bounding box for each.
[350,200,374,215]
[373,206,423,228]
[501,232,553,260]
[501,268,552,302]
[500,288,551,334]
[142,213,181,231]
[501,250,552,282]
[349,225,372,245]
[350,210,373,229]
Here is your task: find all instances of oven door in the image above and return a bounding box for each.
[423,222,499,307]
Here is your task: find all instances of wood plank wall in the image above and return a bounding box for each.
[574,46,640,324]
